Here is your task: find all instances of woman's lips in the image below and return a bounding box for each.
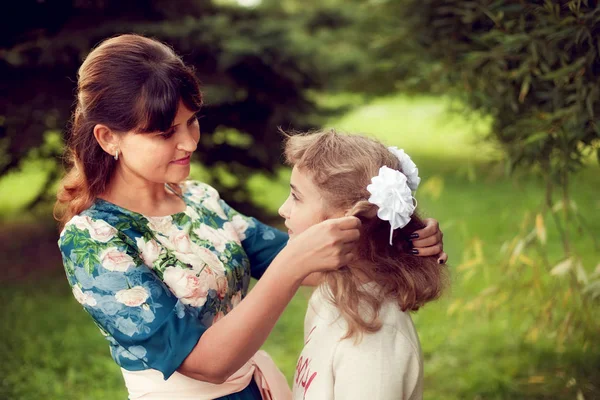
[171,156,190,165]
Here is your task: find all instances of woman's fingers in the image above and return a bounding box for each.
[341,251,357,265]
[328,216,361,243]
[410,218,447,261]
[412,218,440,239]
[333,216,362,231]
[411,231,441,248]
[411,243,443,257]
[437,252,448,264]
[341,228,361,243]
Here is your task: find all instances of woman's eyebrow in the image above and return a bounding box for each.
[170,113,197,129]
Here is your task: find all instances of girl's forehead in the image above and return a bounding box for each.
[291,166,328,201]
[290,165,315,189]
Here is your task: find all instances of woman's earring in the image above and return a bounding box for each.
[114,149,119,161]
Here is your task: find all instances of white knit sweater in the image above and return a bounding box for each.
[292,284,423,400]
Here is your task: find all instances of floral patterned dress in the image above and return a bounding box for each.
[58,181,288,399]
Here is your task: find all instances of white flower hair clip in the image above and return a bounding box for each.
[367,166,416,245]
[388,146,421,192]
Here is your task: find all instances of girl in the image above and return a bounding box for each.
[280,130,447,400]
[55,34,446,399]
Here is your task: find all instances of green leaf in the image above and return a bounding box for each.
[583,280,600,300]
[575,259,588,285]
[550,258,572,276]
[518,75,531,103]
[115,221,132,231]
[83,257,94,275]
[173,213,191,227]
[523,132,548,145]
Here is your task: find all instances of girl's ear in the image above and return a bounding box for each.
[324,208,348,220]
[343,206,354,217]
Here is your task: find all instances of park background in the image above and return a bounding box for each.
[0,0,598,399]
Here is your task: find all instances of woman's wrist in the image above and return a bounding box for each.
[268,248,308,286]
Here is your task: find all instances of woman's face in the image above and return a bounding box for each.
[116,102,200,185]
[278,166,344,240]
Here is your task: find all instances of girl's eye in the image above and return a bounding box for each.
[291,193,299,201]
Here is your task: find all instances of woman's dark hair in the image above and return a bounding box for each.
[54,34,203,227]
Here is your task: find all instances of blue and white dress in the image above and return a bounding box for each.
[58,181,288,399]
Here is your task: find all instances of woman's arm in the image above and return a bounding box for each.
[178,217,360,383]
[59,216,209,381]
[301,272,324,287]
[178,251,305,382]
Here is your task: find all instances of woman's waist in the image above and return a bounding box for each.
[121,350,290,400]
[121,363,255,400]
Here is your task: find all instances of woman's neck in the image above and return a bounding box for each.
[100,168,184,216]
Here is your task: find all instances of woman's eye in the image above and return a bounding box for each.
[160,130,175,139]
[291,193,299,201]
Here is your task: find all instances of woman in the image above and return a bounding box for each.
[55,34,446,399]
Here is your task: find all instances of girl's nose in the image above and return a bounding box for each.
[278,199,290,220]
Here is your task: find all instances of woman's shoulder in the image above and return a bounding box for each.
[58,203,125,247]
[179,180,220,200]
[179,180,236,222]
[59,219,112,248]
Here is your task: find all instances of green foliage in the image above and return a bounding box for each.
[1,0,361,218]
[366,0,600,178]
[3,95,599,399]
[343,0,600,354]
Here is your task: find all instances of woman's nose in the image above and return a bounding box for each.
[179,127,199,152]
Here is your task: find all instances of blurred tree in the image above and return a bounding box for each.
[0,0,359,218]
[359,0,600,177]
[360,0,600,344]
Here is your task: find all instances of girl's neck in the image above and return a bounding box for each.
[347,259,375,284]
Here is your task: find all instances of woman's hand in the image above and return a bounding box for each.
[279,216,361,277]
[180,216,360,383]
[409,218,448,264]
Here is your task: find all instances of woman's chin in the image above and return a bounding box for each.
[166,168,191,182]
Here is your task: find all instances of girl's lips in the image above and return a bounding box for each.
[171,156,190,165]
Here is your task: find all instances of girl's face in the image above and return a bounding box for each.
[117,102,200,185]
[278,166,344,240]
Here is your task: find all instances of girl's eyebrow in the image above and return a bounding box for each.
[290,183,302,195]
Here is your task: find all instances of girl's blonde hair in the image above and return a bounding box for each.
[283,129,447,340]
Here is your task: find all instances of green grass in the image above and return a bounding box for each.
[251,95,600,399]
[1,94,599,399]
